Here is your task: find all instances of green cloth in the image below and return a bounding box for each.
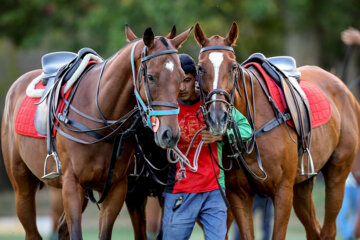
[216,108,253,188]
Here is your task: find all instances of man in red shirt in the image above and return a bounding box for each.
[162,54,252,239]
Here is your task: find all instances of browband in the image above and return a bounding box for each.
[141,49,178,62]
[200,45,234,54]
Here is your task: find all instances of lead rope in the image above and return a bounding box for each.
[167,127,206,180]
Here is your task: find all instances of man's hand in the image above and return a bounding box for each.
[201,130,222,144]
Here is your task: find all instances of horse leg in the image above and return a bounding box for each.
[225,207,234,240]
[293,177,321,239]
[226,187,255,239]
[125,191,147,240]
[3,148,42,240]
[58,196,88,240]
[49,187,64,240]
[62,172,86,239]
[272,183,294,240]
[99,178,128,240]
[320,155,353,239]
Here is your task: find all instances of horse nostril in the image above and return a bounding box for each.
[161,129,172,144]
[221,111,228,125]
[208,111,216,125]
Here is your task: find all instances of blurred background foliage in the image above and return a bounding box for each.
[0,0,359,189]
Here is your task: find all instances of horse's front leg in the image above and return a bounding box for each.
[227,187,255,239]
[99,178,128,240]
[272,182,294,240]
[62,171,86,239]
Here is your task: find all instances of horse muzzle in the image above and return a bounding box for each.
[207,106,229,136]
[154,126,180,149]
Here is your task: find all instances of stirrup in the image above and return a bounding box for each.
[42,152,62,179]
[300,148,317,176]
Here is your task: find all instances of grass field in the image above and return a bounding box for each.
[0,177,342,239]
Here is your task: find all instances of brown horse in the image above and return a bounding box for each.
[194,22,360,239]
[1,25,192,239]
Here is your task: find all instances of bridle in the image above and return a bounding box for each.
[131,38,180,131]
[197,45,240,128]
[197,45,268,182]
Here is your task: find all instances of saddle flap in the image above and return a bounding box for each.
[41,52,77,79]
[281,76,312,138]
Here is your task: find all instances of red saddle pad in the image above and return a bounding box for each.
[15,80,71,138]
[244,62,331,128]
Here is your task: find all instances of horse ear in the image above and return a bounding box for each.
[143,27,155,48]
[166,25,177,39]
[171,27,193,49]
[125,24,138,42]
[194,23,208,47]
[225,22,239,46]
[170,26,193,49]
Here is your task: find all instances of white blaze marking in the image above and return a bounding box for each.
[165,61,174,72]
[209,52,224,100]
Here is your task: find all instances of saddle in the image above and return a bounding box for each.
[32,48,103,136]
[242,53,315,176]
[29,47,103,179]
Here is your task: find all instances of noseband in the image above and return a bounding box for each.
[131,39,180,130]
[197,45,240,127]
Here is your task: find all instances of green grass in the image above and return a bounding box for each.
[0,178,341,239]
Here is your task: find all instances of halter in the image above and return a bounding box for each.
[197,45,240,128]
[131,40,180,130]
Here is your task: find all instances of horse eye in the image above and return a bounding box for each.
[147,74,156,82]
[232,64,237,71]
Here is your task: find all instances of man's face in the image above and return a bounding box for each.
[178,72,197,102]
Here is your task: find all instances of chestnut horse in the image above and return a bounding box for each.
[1,25,192,239]
[194,22,360,239]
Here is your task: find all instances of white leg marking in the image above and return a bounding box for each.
[165,61,174,72]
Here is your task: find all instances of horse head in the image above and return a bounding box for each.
[194,22,239,136]
[126,25,192,148]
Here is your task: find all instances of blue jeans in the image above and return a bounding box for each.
[336,184,360,240]
[162,190,227,240]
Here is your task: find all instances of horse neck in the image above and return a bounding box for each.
[234,67,253,115]
[235,66,277,125]
[97,43,139,120]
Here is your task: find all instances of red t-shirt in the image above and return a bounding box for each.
[165,100,220,193]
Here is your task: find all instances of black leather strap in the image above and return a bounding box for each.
[141,49,178,62]
[200,45,234,53]
[254,113,291,139]
[151,101,179,108]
